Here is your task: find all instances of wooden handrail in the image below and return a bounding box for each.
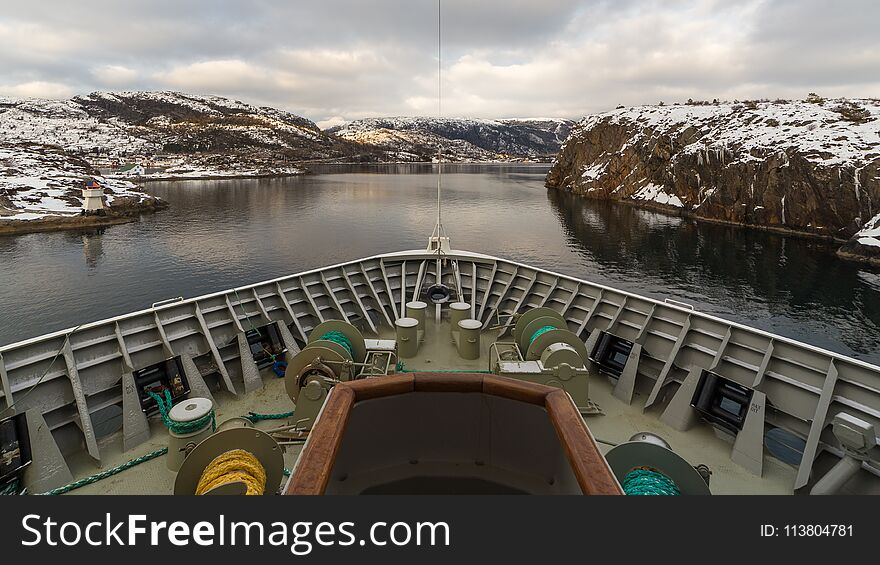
[284,372,622,495]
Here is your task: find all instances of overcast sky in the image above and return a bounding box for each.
[1,0,878,127]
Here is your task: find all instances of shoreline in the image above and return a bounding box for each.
[549,187,880,268]
[555,188,849,243]
[300,160,555,166]
[0,203,168,237]
[119,160,552,183]
[836,245,880,268]
[115,170,312,183]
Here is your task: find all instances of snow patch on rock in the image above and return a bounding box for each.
[633,183,684,208]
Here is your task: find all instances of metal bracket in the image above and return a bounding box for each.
[612,343,643,405]
[121,371,150,452]
[276,320,301,357]
[180,352,217,402]
[731,390,766,476]
[62,340,100,463]
[22,409,73,493]
[659,366,703,431]
[237,332,264,394]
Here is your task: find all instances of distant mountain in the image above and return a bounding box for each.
[546,97,880,265]
[0,92,570,173]
[327,117,574,162]
[0,91,376,176]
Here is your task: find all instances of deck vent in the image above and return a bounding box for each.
[589,331,634,378]
[691,370,754,434]
[245,324,284,368]
[0,413,32,488]
[425,284,452,305]
[133,356,191,414]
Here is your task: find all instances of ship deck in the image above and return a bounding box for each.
[64,316,796,495]
[6,247,878,496]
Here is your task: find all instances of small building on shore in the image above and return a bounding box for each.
[118,163,145,177]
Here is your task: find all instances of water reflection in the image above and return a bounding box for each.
[0,165,877,365]
[547,189,880,361]
[81,228,106,269]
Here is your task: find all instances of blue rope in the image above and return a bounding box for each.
[622,468,681,495]
[272,360,288,378]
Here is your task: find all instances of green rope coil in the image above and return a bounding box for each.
[622,468,681,496]
[147,390,216,434]
[529,325,558,345]
[40,448,169,496]
[244,410,295,422]
[318,330,353,358]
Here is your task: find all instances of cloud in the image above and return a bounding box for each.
[154,59,271,91]
[0,81,73,99]
[92,65,139,86]
[0,0,877,123]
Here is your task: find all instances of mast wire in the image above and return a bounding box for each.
[434,0,444,242]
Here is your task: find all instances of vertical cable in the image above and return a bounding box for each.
[436,0,442,238]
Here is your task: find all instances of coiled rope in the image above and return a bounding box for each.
[23,399,284,495]
[318,330,353,358]
[147,390,216,434]
[529,325,557,345]
[622,467,681,496]
[195,449,266,495]
[33,393,211,495]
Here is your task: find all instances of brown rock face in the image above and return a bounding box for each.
[546,99,880,262]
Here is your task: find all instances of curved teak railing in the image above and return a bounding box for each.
[284,372,623,495]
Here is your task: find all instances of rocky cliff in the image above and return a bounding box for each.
[546,98,880,265]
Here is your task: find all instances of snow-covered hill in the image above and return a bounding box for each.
[328,117,573,161]
[0,91,372,176]
[0,91,372,230]
[0,142,165,224]
[547,97,880,265]
[73,91,332,157]
[0,96,158,156]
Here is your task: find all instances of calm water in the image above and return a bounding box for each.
[1,164,879,364]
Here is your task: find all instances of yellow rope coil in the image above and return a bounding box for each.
[195,449,267,495]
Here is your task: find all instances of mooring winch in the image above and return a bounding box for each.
[284,321,395,430]
[490,307,599,414]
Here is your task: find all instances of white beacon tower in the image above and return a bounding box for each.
[82,179,105,213]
